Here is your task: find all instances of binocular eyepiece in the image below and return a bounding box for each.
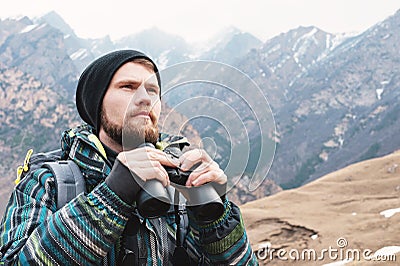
[136,143,224,224]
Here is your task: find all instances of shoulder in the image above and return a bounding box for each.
[15,157,57,210]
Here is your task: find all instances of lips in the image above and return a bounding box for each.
[130,110,156,124]
[134,111,151,117]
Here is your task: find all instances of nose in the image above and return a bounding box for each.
[133,85,151,106]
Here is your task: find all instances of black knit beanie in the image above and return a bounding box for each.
[76,49,161,134]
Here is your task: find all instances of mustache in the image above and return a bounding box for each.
[127,109,157,124]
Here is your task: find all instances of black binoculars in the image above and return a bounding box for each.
[136,143,224,224]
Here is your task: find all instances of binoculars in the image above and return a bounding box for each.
[136,143,224,224]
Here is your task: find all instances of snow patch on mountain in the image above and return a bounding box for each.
[70,48,89,60]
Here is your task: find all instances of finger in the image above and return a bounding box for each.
[185,161,220,185]
[189,165,227,186]
[118,148,163,164]
[184,158,222,185]
[138,148,180,168]
[179,149,206,171]
[134,166,170,187]
[157,153,181,168]
[190,171,218,187]
[119,150,172,187]
[185,163,209,186]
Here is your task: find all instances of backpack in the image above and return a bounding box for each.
[15,149,86,209]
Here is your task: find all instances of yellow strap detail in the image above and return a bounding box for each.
[68,130,75,138]
[156,141,169,151]
[16,166,23,185]
[15,149,33,185]
[88,134,107,159]
[156,137,190,151]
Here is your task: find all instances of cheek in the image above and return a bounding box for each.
[153,101,161,119]
[103,91,131,121]
[154,105,161,121]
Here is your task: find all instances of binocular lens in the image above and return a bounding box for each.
[137,196,170,218]
[137,180,171,218]
[190,202,225,224]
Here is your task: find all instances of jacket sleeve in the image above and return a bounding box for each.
[186,198,259,265]
[0,167,133,265]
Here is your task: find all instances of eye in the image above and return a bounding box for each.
[120,84,130,89]
[120,83,137,90]
[147,86,159,95]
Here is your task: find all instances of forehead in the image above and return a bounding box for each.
[112,62,158,83]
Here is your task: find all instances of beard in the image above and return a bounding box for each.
[100,108,159,150]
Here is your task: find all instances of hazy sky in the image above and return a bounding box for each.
[0,0,399,43]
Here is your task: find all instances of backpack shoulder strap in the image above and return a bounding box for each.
[43,161,86,209]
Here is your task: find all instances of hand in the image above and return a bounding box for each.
[117,146,180,187]
[179,149,227,187]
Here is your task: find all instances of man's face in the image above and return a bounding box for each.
[100,61,161,149]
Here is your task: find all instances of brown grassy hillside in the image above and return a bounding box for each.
[241,150,400,265]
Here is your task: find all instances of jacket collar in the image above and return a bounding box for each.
[60,124,190,187]
[61,124,111,188]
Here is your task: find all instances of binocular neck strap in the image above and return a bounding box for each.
[172,190,190,265]
[174,190,186,248]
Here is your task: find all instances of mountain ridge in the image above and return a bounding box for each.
[1,9,400,213]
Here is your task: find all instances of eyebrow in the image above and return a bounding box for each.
[114,78,159,88]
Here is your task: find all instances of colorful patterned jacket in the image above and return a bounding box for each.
[0,125,258,265]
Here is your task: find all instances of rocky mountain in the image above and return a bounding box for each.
[36,12,263,72]
[238,26,353,109]
[200,26,263,65]
[36,11,113,72]
[165,10,400,193]
[0,64,80,213]
[241,149,400,265]
[0,16,77,96]
[115,27,191,69]
[265,10,400,188]
[1,10,400,265]
[154,12,400,192]
[1,9,400,214]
